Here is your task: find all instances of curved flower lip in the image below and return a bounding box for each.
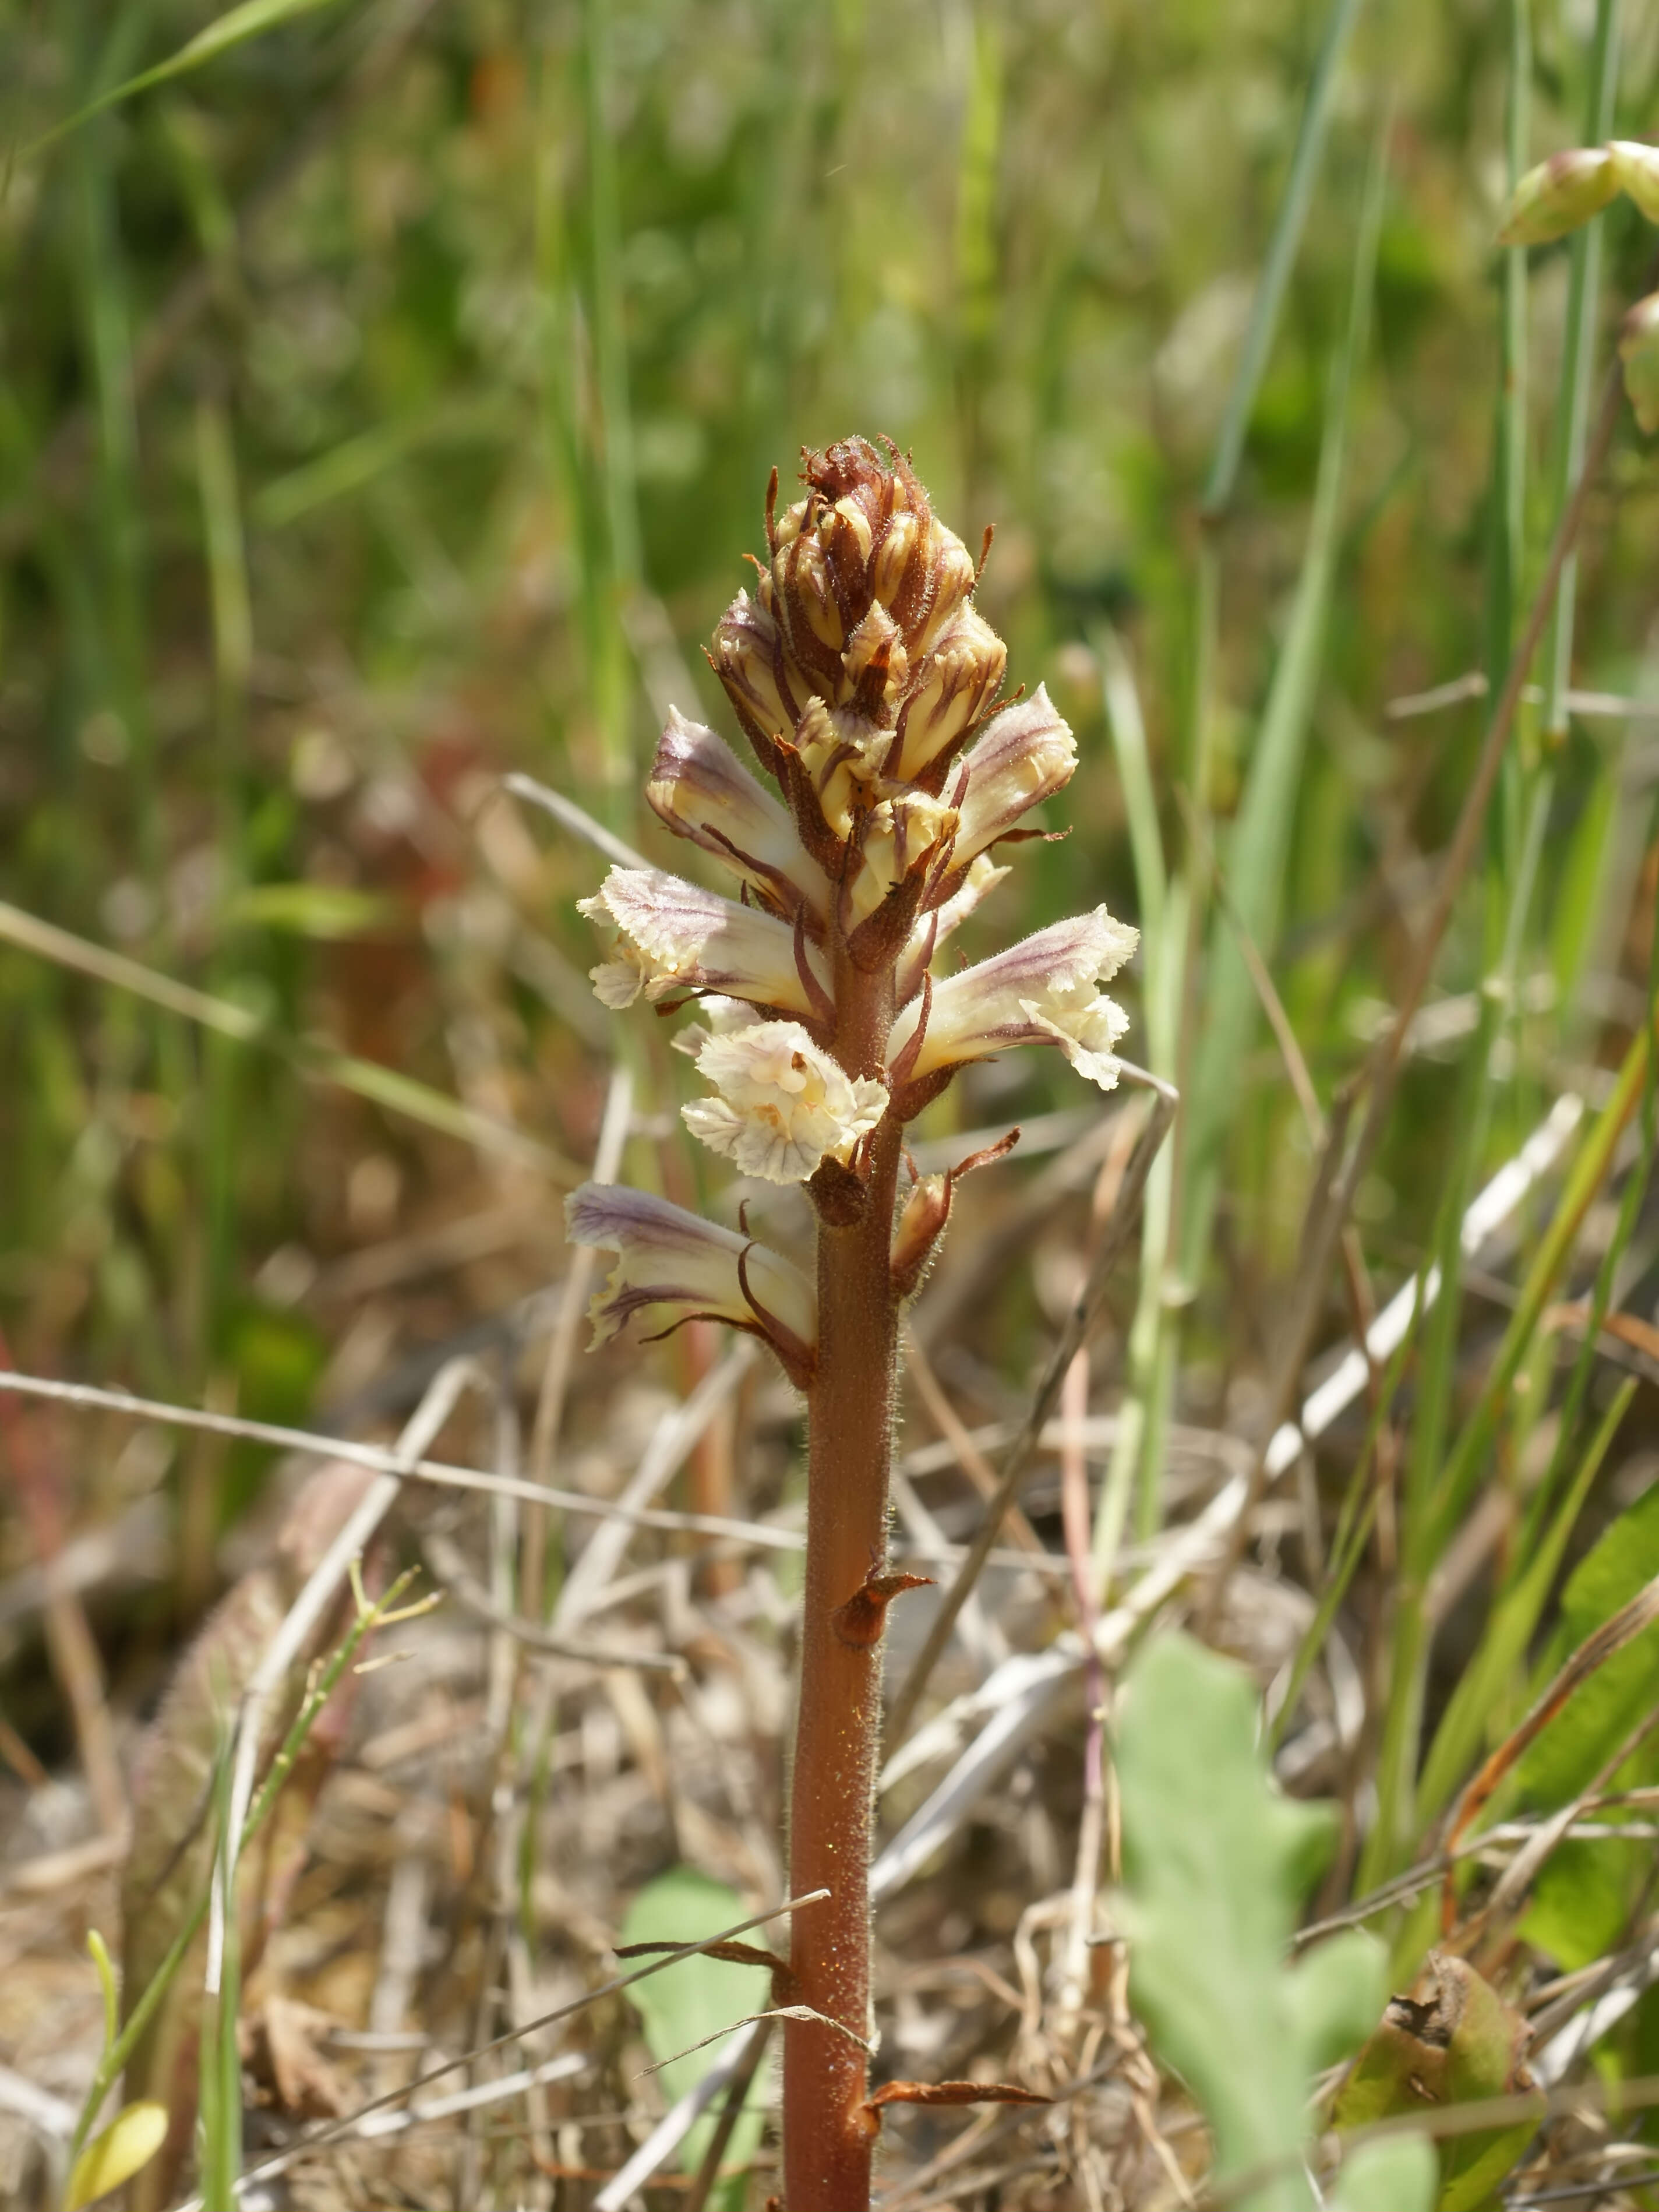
[941,686,1077,871]
[580,865,830,1019]
[895,855,1009,1004]
[682,1018,888,1185]
[646,709,830,924]
[887,904,1138,1093]
[564,1182,816,1382]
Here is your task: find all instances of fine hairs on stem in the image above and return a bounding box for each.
[564,436,1139,2207]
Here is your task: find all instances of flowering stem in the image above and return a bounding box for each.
[785,959,902,2210]
[562,437,1142,2207]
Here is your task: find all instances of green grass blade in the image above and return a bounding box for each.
[0,900,574,1176]
[1201,0,1369,517]
[1181,117,1386,1282]
[1098,624,1168,939]
[24,0,342,159]
[1431,1020,1651,1556]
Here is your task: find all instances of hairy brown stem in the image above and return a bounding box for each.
[785,954,902,2211]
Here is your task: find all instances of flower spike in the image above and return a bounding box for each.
[563,436,1139,2212]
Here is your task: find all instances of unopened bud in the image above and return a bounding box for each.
[712,589,797,761]
[1498,147,1618,246]
[828,493,875,568]
[1610,140,1659,224]
[778,529,844,654]
[846,791,957,929]
[1620,292,1659,433]
[910,524,979,654]
[871,509,921,609]
[891,1173,952,1298]
[842,604,909,719]
[890,606,1007,783]
[795,696,883,842]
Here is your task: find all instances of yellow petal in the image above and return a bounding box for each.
[66,2101,169,2210]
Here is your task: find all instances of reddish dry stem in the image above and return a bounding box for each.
[785,953,902,2212]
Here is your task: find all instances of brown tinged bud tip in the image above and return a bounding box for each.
[890,1127,1020,1298]
[891,1173,953,1299]
[1498,146,1618,246]
[1610,140,1659,224]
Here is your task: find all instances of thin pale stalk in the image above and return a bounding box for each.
[1093,629,1180,1571]
[1543,0,1622,736]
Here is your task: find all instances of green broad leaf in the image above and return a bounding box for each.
[620,1869,770,2208]
[66,2100,168,2209]
[1523,1834,1636,1970]
[1115,1633,1386,2212]
[1517,1481,1659,1807]
[1330,2134,1438,2212]
[229,883,405,939]
[1335,1953,1540,2211]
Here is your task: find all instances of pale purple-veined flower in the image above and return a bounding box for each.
[565,1183,816,1383]
[941,686,1077,870]
[646,708,830,922]
[579,865,830,1019]
[889,904,1138,1094]
[682,1018,888,1184]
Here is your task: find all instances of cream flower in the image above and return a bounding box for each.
[579,866,828,1018]
[942,686,1077,868]
[670,994,760,1060]
[683,1019,888,1184]
[888,905,1138,1093]
[565,1183,816,1380]
[646,708,829,920]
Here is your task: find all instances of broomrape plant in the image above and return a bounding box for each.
[566,436,1136,2209]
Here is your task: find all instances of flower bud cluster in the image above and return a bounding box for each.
[566,438,1137,1380]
